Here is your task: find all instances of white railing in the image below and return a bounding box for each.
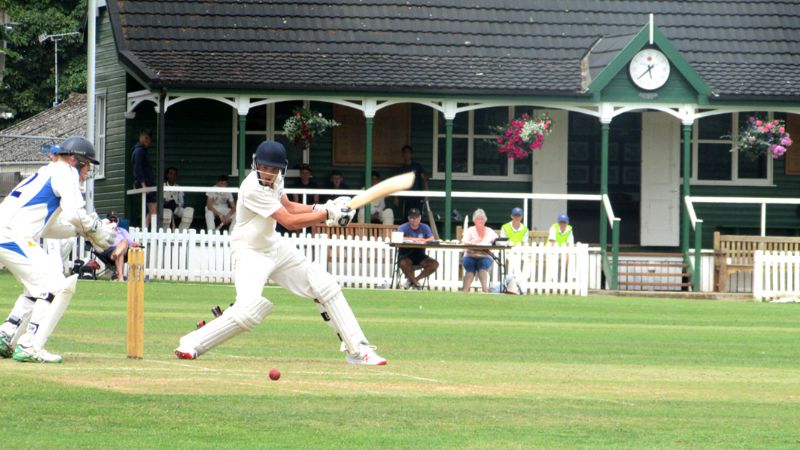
[753,250,800,301]
[67,228,590,295]
[127,185,607,231]
[688,196,800,237]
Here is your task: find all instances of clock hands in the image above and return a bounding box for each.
[637,64,654,80]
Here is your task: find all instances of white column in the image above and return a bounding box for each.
[531,109,568,231]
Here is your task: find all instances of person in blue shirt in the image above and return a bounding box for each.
[131,129,156,229]
[397,208,439,289]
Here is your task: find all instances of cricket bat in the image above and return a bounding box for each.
[346,172,415,210]
[425,198,440,240]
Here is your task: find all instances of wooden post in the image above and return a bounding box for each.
[127,247,145,359]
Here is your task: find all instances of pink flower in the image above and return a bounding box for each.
[779,127,785,134]
[755,120,763,126]
[765,122,774,130]
[781,136,793,147]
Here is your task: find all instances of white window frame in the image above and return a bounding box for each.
[431,106,533,182]
[690,111,774,186]
[230,101,310,178]
[94,91,106,179]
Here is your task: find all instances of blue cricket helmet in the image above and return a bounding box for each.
[54,136,99,164]
[253,140,287,171]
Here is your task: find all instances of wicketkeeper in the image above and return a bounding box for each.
[174,140,387,365]
[0,137,116,363]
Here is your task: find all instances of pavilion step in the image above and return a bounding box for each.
[618,272,690,278]
[617,261,687,268]
[617,281,693,288]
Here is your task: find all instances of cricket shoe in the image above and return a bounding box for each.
[346,344,387,366]
[0,331,13,358]
[12,345,63,363]
[174,346,198,360]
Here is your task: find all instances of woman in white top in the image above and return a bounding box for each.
[460,209,498,293]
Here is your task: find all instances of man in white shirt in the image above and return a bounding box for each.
[175,140,387,366]
[0,136,115,363]
[205,175,236,231]
[163,166,194,230]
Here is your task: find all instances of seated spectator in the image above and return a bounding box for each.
[397,208,439,289]
[205,175,236,231]
[290,164,319,205]
[321,170,349,203]
[500,207,529,246]
[548,214,574,246]
[461,208,498,293]
[163,166,194,230]
[96,213,141,282]
[357,171,395,225]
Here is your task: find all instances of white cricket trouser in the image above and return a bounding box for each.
[233,240,329,301]
[357,208,394,225]
[205,206,234,231]
[0,238,67,297]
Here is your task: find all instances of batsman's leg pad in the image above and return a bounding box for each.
[162,209,174,229]
[315,295,368,355]
[0,293,36,348]
[0,293,36,337]
[27,274,77,351]
[179,296,273,356]
[307,265,369,354]
[179,207,194,230]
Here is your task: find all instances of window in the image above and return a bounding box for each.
[431,106,533,181]
[94,93,106,179]
[688,111,773,185]
[231,101,308,176]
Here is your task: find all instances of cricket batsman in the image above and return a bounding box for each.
[174,140,387,365]
[0,136,115,363]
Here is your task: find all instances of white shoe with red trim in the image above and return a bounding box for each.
[346,344,387,366]
[174,346,198,360]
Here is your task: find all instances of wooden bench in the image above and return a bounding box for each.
[713,231,800,292]
[310,223,397,240]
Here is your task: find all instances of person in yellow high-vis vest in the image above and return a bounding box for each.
[500,207,529,246]
[548,214,574,246]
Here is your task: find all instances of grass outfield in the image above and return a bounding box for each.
[1,272,799,449]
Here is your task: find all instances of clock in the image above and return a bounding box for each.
[628,48,670,91]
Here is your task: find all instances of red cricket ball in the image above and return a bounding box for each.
[268,368,281,381]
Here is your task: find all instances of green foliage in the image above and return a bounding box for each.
[0,0,86,125]
[1,274,800,448]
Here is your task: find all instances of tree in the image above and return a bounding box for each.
[0,0,86,127]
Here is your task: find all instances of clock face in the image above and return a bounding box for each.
[628,49,670,91]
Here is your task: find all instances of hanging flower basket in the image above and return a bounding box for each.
[283,108,340,147]
[492,113,553,160]
[737,116,792,160]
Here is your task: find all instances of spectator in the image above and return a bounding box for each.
[131,129,156,229]
[357,171,395,225]
[397,208,439,289]
[96,213,141,282]
[548,214,574,246]
[163,166,194,230]
[205,175,236,231]
[500,207,529,246]
[393,145,429,215]
[461,208,498,293]
[291,164,319,205]
[320,170,349,203]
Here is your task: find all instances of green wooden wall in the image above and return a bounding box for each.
[693,157,800,245]
[123,99,234,225]
[93,8,128,215]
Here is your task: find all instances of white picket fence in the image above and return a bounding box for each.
[753,250,800,301]
[62,228,590,295]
